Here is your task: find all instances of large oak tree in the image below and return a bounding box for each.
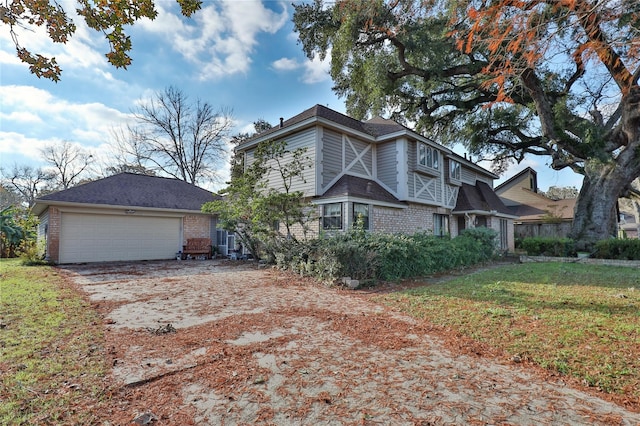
[293,0,640,248]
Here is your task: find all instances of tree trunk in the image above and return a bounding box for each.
[570,86,640,250]
[570,160,638,250]
[570,177,618,250]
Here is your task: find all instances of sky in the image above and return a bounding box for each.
[0,0,583,192]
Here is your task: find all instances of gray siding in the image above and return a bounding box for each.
[461,167,476,185]
[321,129,342,186]
[249,128,317,196]
[376,142,398,192]
[38,209,49,258]
[461,166,494,187]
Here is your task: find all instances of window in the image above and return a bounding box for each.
[322,203,342,230]
[433,214,449,237]
[418,143,439,169]
[449,160,461,181]
[352,203,370,230]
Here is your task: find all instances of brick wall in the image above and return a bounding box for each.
[183,214,211,243]
[47,207,61,263]
[373,204,440,235]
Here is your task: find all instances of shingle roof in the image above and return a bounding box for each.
[362,116,408,137]
[454,182,512,215]
[321,175,402,205]
[247,106,415,144]
[34,173,217,213]
[510,197,576,222]
[244,104,369,144]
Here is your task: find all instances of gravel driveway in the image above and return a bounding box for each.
[61,260,640,425]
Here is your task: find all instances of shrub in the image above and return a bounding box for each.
[594,239,640,260]
[521,237,576,257]
[271,228,498,285]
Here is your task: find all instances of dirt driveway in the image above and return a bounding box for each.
[61,260,640,425]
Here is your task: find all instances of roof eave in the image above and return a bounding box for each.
[31,200,212,216]
[237,116,378,152]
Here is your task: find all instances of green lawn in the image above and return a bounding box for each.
[0,259,109,425]
[378,262,640,398]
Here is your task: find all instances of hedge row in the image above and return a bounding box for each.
[270,227,498,284]
[520,237,577,257]
[594,239,640,260]
[520,236,640,260]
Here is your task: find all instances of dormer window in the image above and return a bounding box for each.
[418,143,439,170]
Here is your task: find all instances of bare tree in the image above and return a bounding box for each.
[0,164,54,208]
[120,86,233,185]
[40,141,94,190]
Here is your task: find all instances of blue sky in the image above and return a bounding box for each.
[0,0,582,192]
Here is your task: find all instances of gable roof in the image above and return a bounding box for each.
[453,182,514,216]
[32,173,217,215]
[494,167,537,193]
[320,175,403,205]
[241,104,369,146]
[362,116,411,137]
[240,104,500,175]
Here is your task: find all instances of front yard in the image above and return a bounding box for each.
[377,262,640,404]
[1,259,638,424]
[0,259,110,425]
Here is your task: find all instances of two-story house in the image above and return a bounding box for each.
[236,105,515,252]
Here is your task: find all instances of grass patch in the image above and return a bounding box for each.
[0,259,109,425]
[378,262,640,398]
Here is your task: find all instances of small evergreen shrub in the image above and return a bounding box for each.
[594,239,640,260]
[521,237,576,257]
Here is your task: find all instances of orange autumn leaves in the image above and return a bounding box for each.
[448,0,638,102]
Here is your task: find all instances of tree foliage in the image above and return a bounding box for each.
[293,0,640,247]
[202,139,313,260]
[1,205,37,258]
[114,86,233,185]
[543,186,580,200]
[228,119,273,181]
[2,0,202,81]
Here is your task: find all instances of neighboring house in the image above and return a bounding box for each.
[619,211,639,239]
[495,167,576,238]
[32,173,218,264]
[237,105,516,251]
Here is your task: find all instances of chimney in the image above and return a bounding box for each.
[279,117,284,128]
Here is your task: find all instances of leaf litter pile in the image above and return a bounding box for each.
[59,260,640,425]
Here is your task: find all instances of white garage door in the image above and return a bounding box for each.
[60,213,181,263]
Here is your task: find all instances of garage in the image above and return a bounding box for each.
[59,213,181,263]
[33,173,218,264]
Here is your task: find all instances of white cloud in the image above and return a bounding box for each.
[0,85,132,166]
[271,50,331,84]
[272,57,299,71]
[0,132,55,159]
[0,111,43,125]
[301,51,331,84]
[140,1,289,80]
